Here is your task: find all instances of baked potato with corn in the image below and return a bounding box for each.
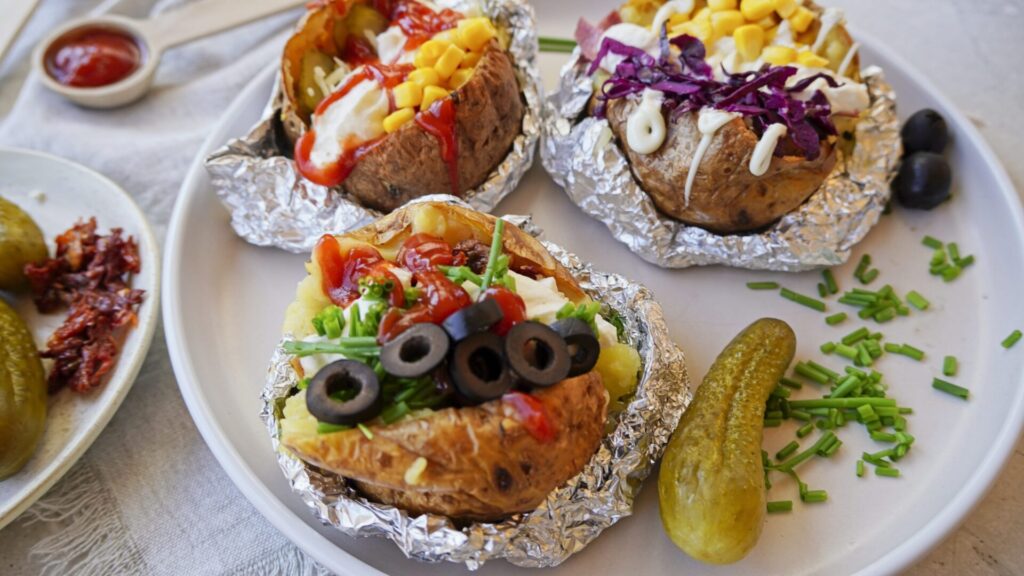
[277,202,642,521]
[581,0,866,233]
[280,0,525,212]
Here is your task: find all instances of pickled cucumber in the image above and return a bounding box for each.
[658,318,796,564]
[299,50,337,116]
[0,197,48,291]
[0,297,46,479]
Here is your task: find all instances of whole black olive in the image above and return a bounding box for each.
[893,152,952,210]
[306,360,383,425]
[380,323,450,378]
[442,299,503,341]
[504,322,571,388]
[901,109,948,155]
[448,331,512,404]
[551,318,601,377]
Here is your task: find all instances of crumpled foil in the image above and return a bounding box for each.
[260,197,691,569]
[541,55,902,271]
[204,0,543,254]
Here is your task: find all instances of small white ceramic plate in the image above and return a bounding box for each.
[0,148,160,531]
[164,10,1024,576]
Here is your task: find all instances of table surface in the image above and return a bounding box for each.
[2,1,1024,574]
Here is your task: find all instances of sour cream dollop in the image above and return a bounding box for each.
[309,75,389,169]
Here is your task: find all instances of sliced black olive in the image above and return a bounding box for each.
[448,331,512,404]
[504,321,571,388]
[306,360,382,425]
[380,323,450,378]
[551,318,601,377]
[893,152,952,210]
[442,298,503,341]
[901,109,948,155]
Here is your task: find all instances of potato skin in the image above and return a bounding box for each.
[607,101,837,233]
[280,202,607,521]
[279,1,525,211]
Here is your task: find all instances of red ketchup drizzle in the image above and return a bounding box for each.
[481,286,526,336]
[314,235,405,308]
[396,233,456,272]
[502,392,555,443]
[45,28,141,88]
[391,1,462,49]
[295,63,413,187]
[379,271,470,342]
[415,98,460,195]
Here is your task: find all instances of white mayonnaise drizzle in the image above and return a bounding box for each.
[626,89,667,154]
[598,23,657,73]
[651,0,695,34]
[811,7,844,54]
[749,123,788,176]
[787,67,869,116]
[838,41,860,76]
[684,109,740,207]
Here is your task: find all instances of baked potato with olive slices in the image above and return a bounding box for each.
[280,0,525,212]
[278,202,636,522]
[592,0,864,233]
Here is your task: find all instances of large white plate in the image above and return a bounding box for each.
[0,148,160,530]
[163,8,1024,576]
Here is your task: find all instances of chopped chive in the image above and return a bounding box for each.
[776,441,800,460]
[316,422,350,434]
[941,265,961,282]
[795,362,831,385]
[884,342,901,353]
[766,500,793,513]
[788,398,896,409]
[875,467,901,478]
[957,254,975,268]
[823,269,839,294]
[829,375,861,399]
[780,377,803,390]
[932,378,969,400]
[796,421,815,438]
[947,242,961,262]
[791,409,812,421]
[900,344,925,361]
[1002,330,1022,349]
[856,460,866,477]
[859,268,880,285]
[825,312,848,325]
[780,287,827,312]
[905,291,929,311]
[357,423,374,440]
[802,489,828,503]
[943,355,958,377]
[922,235,943,249]
[747,281,780,290]
[820,342,837,354]
[870,431,898,443]
[771,386,791,399]
[764,418,783,427]
[479,219,505,292]
[817,282,829,298]
[874,308,896,323]
[835,343,859,360]
[842,327,870,345]
[854,254,871,279]
[930,249,947,267]
[857,344,873,367]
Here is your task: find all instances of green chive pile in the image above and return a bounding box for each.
[922,235,975,282]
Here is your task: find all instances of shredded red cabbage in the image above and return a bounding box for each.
[589,33,838,160]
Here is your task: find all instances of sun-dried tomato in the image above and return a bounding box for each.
[24,218,145,393]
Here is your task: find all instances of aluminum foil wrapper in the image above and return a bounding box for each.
[541,55,902,271]
[204,0,543,253]
[260,200,690,569]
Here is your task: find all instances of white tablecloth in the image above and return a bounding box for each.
[2,1,1023,575]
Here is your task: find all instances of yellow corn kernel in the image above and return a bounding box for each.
[797,50,830,68]
[460,51,482,69]
[693,7,713,24]
[789,6,815,33]
[756,15,778,29]
[740,0,774,22]
[414,39,450,69]
[761,44,796,65]
[383,108,415,133]
[408,68,441,88]
[432,29,462,48]
[667,12,691,27]
[433,44,466,80]
[392,81,423,109]
[773,0,797,18]
[456,17,497,52]
[711,10,745,36]
[421,85,449,110]
[672,19,712,43]
[708,0,737,11]
[449,68,473,89]
[733,24,764,61]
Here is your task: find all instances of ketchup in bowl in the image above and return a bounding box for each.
[45,27,142,88]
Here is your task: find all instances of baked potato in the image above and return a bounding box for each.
[581,0,867,233]
[280,0,525,212]
[276,202,641,521]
